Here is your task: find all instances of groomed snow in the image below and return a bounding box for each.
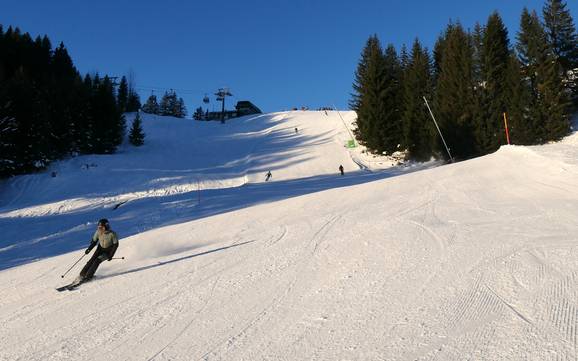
[0,111,577,360]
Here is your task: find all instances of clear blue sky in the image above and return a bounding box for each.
[2,0,576,114]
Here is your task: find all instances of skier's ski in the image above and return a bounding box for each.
[65,282,83,291]
[56,276,84,292]
[56,284,70,292]
[56,281,81,292]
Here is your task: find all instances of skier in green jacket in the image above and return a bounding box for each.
[75,218,119,283]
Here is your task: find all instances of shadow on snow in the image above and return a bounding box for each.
[98,240,255,280]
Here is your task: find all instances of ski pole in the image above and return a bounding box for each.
[61,253,86,278]
[111,257,125,260]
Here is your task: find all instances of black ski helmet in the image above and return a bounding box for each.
[98,218,110,230]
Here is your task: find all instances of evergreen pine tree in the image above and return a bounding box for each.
[52,42,75,78]
[517,8,570,142]
[68,74,91,155]
[48,42,78,158]
[542,0,578,107]
[129,111,145,146]
[142,94,160,114]
[504,52,533,145]
[125,71,141,112]
[193,107,205,120]
[538,52,570,140]
[117,76,128,113]
[399,44,410,71]
[31,35,52,81]
[350,35,386,152]
[160,90,178,116]
[517,8,545,143]
[398,43,409,150]
[105,76,126,149]
[379,44,403,154]
[78,74,96,154]
[159,91,169,116]
[471,23,485,86]
[176,97,187,118]
[89,73,105,153]
[433,22,477,160]
[350,36,372,112]
[470,22,486,155]
[432,31,448,84]
[402,39,435,161]
[475,12,511,154]
[126,91,141,112]
[91,75,125,153]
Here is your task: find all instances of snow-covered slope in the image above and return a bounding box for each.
[0,111,577,360]
[0,110,425,270]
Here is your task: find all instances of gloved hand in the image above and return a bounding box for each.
[85,240,97,254]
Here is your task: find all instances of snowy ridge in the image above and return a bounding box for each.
[0,111,577,360]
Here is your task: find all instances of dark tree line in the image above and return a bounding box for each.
[142,90,187,118]
[0,25,141,178]
[351,0,577,161]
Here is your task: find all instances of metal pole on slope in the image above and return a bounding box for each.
[423,96,453,163]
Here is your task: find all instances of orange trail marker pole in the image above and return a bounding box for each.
[503,112,511,145]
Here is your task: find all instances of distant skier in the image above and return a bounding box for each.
[74,219,119,284]
[294,127,298,134]
[265,171,272,181]
[339,164,344,176]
